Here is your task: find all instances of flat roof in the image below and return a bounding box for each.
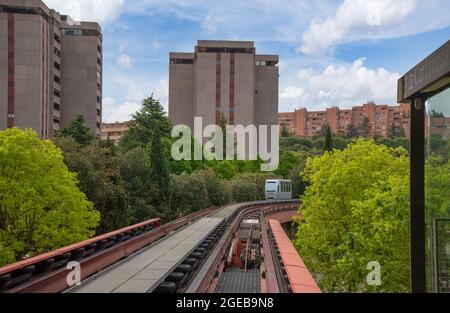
[197,40,254,49]
[169,52,195,59]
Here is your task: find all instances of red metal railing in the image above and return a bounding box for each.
[1,206,217,293]
[269,219,321,293]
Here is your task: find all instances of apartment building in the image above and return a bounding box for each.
[101,122,129,144]
[279,102,411,138]
[0,0,102,138]
[169,40,279,134]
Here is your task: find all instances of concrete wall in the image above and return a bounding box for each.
[234,53,255,127]
[169,62,195,130]
[60,32,101,135]
[13,13,45,136]
[0,13,7,130]
[195,52,217,127]
[255,64,278,127]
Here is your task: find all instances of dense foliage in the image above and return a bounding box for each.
[295,140,411,292]
[0,129,99,266]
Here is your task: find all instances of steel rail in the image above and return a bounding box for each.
[2,207,217,293]
[186,200,300,293]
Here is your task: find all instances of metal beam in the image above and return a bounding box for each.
[410,96,426,293]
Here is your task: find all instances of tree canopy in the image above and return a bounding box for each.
[295,139,411,292]
[0,128,99,266]
[57,114,95,146]
[120,96,172,152]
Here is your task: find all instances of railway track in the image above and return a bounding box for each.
[0,200,319,293]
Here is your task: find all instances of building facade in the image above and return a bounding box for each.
[279,102,411,138]
[169,40,279,133]
[101,121,129,144]
[0,0,102,138]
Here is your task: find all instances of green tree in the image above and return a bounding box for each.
[324,124,333,152]
[275,150,301,178]
[346,123,359,139]
[58,114,95,146]
[360,117,370,138]
[149,126,170,205]
[120,148,159,224]
[295,139,410,292]
[231,179,261,202]
[54,137,129,234]
[0,128,99,266]
[281,124,290,138]
[280,137,313,150]
[198,168,232,207]
[170,172,210,218]
[120,96,172,152]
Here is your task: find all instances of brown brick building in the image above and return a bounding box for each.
[279,102,411,138]
[169,40,279,132]
[0,0,102,138]
[101,122,129,144]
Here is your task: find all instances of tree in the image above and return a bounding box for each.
[275,150,301,178]
[231,178,261,203]
[281,124,290,138]
[219,112,229,159]
[149,126,170,205]
[120,148,159,224]
[54,137,129,234]
[430,110,445,118]
[346,123,359,139]
[324,124,333,152]
[295,139,410,292]
[197,169,232,207]
[120,96,172,152]
[0,128,99,266]
[170,172,210,218]
[360,117,370,138]
[58,114,95,146]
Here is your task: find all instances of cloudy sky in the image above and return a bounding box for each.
[44,0,450,122]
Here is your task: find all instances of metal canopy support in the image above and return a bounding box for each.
[410,96,426,293]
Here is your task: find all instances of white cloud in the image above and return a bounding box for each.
[44,0,125,25]
[280,86,304,99]
[152,40,163,50]
[300,0,419,55]
[102,97,141,123]
[116,54,133,69]
[103,68,169,123]
[201,16,218,34]
[279,58,400,112]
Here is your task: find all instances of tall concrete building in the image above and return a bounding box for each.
[169,40,279,133]
[279,102,411,138]
[0,0,102,138]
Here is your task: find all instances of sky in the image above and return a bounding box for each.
[44,0,450,122]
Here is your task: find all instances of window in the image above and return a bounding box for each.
[170,58,194,65]
[266,182,277,192]
[61,28,99,37]
[425,87,450,292]
[54,34,60,44]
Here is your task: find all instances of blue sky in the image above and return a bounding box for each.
[44,0,450,122]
